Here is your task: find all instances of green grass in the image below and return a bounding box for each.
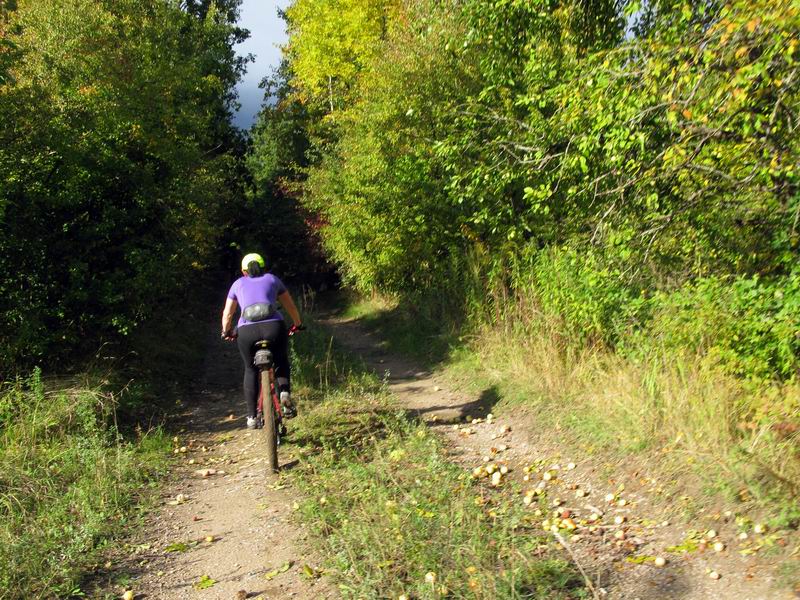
[334,291,458,367]
[0,283,213,599]
[284,319,585,599]
[0,370,169,599]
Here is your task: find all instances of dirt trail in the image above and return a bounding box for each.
[100,324,335,600]
[322,314,796,600]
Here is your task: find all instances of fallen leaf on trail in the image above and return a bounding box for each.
[302,564,321,579]
[264,561,293,580]
[626,555,656,565]
[166,493,188,506]
[122,591,134,600]
[165,541,190,553]
[193,575,216,590]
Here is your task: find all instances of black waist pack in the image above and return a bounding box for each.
[242,302,276,322]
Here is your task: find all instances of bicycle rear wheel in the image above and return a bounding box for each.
[261,370,279,473]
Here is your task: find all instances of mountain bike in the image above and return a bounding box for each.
[253,338,283,472]
[223,324,302,473]
[251,324,303,473]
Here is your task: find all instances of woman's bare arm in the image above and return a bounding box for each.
[222,298,238,334]
[277,291,302,326]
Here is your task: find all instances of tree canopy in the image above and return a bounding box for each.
[0,0,248,372]
[252,0,800,380]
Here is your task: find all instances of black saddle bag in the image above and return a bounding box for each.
[242,302,276,322]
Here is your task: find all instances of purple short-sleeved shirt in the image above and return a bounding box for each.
[227,274,287,327]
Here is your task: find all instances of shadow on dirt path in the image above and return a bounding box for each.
[97,322,337,600]
[321,312,794,600]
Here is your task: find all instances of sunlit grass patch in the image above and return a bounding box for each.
[289,392,584,599]
[454,322,800,516]
[0,371,169,599]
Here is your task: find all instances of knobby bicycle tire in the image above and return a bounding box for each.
[261,369,279,473]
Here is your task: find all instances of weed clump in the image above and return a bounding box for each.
[0,370,167,598]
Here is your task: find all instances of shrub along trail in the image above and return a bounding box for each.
[95,323,335,600]
[320,312,797,600]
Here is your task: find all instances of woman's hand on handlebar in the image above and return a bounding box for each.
[221,328,238,341]
[288,323,305,336]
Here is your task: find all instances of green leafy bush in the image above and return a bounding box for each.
[644,271,800,380]
[529,246,644,347]
[257,0,800,382]
[0,0,247,373]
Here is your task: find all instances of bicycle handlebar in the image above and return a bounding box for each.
[222,323,303,340]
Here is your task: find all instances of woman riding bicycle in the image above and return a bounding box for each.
[221,253,303,429]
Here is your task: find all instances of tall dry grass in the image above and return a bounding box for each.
[463,300,800,516]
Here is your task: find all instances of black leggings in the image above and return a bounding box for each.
[236,320,290,418]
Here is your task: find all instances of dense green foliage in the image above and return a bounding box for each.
[0,0,247,372]
[255,0,799,382]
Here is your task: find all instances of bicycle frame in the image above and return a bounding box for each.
[253,340,282,472]
[256,367,282,428]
